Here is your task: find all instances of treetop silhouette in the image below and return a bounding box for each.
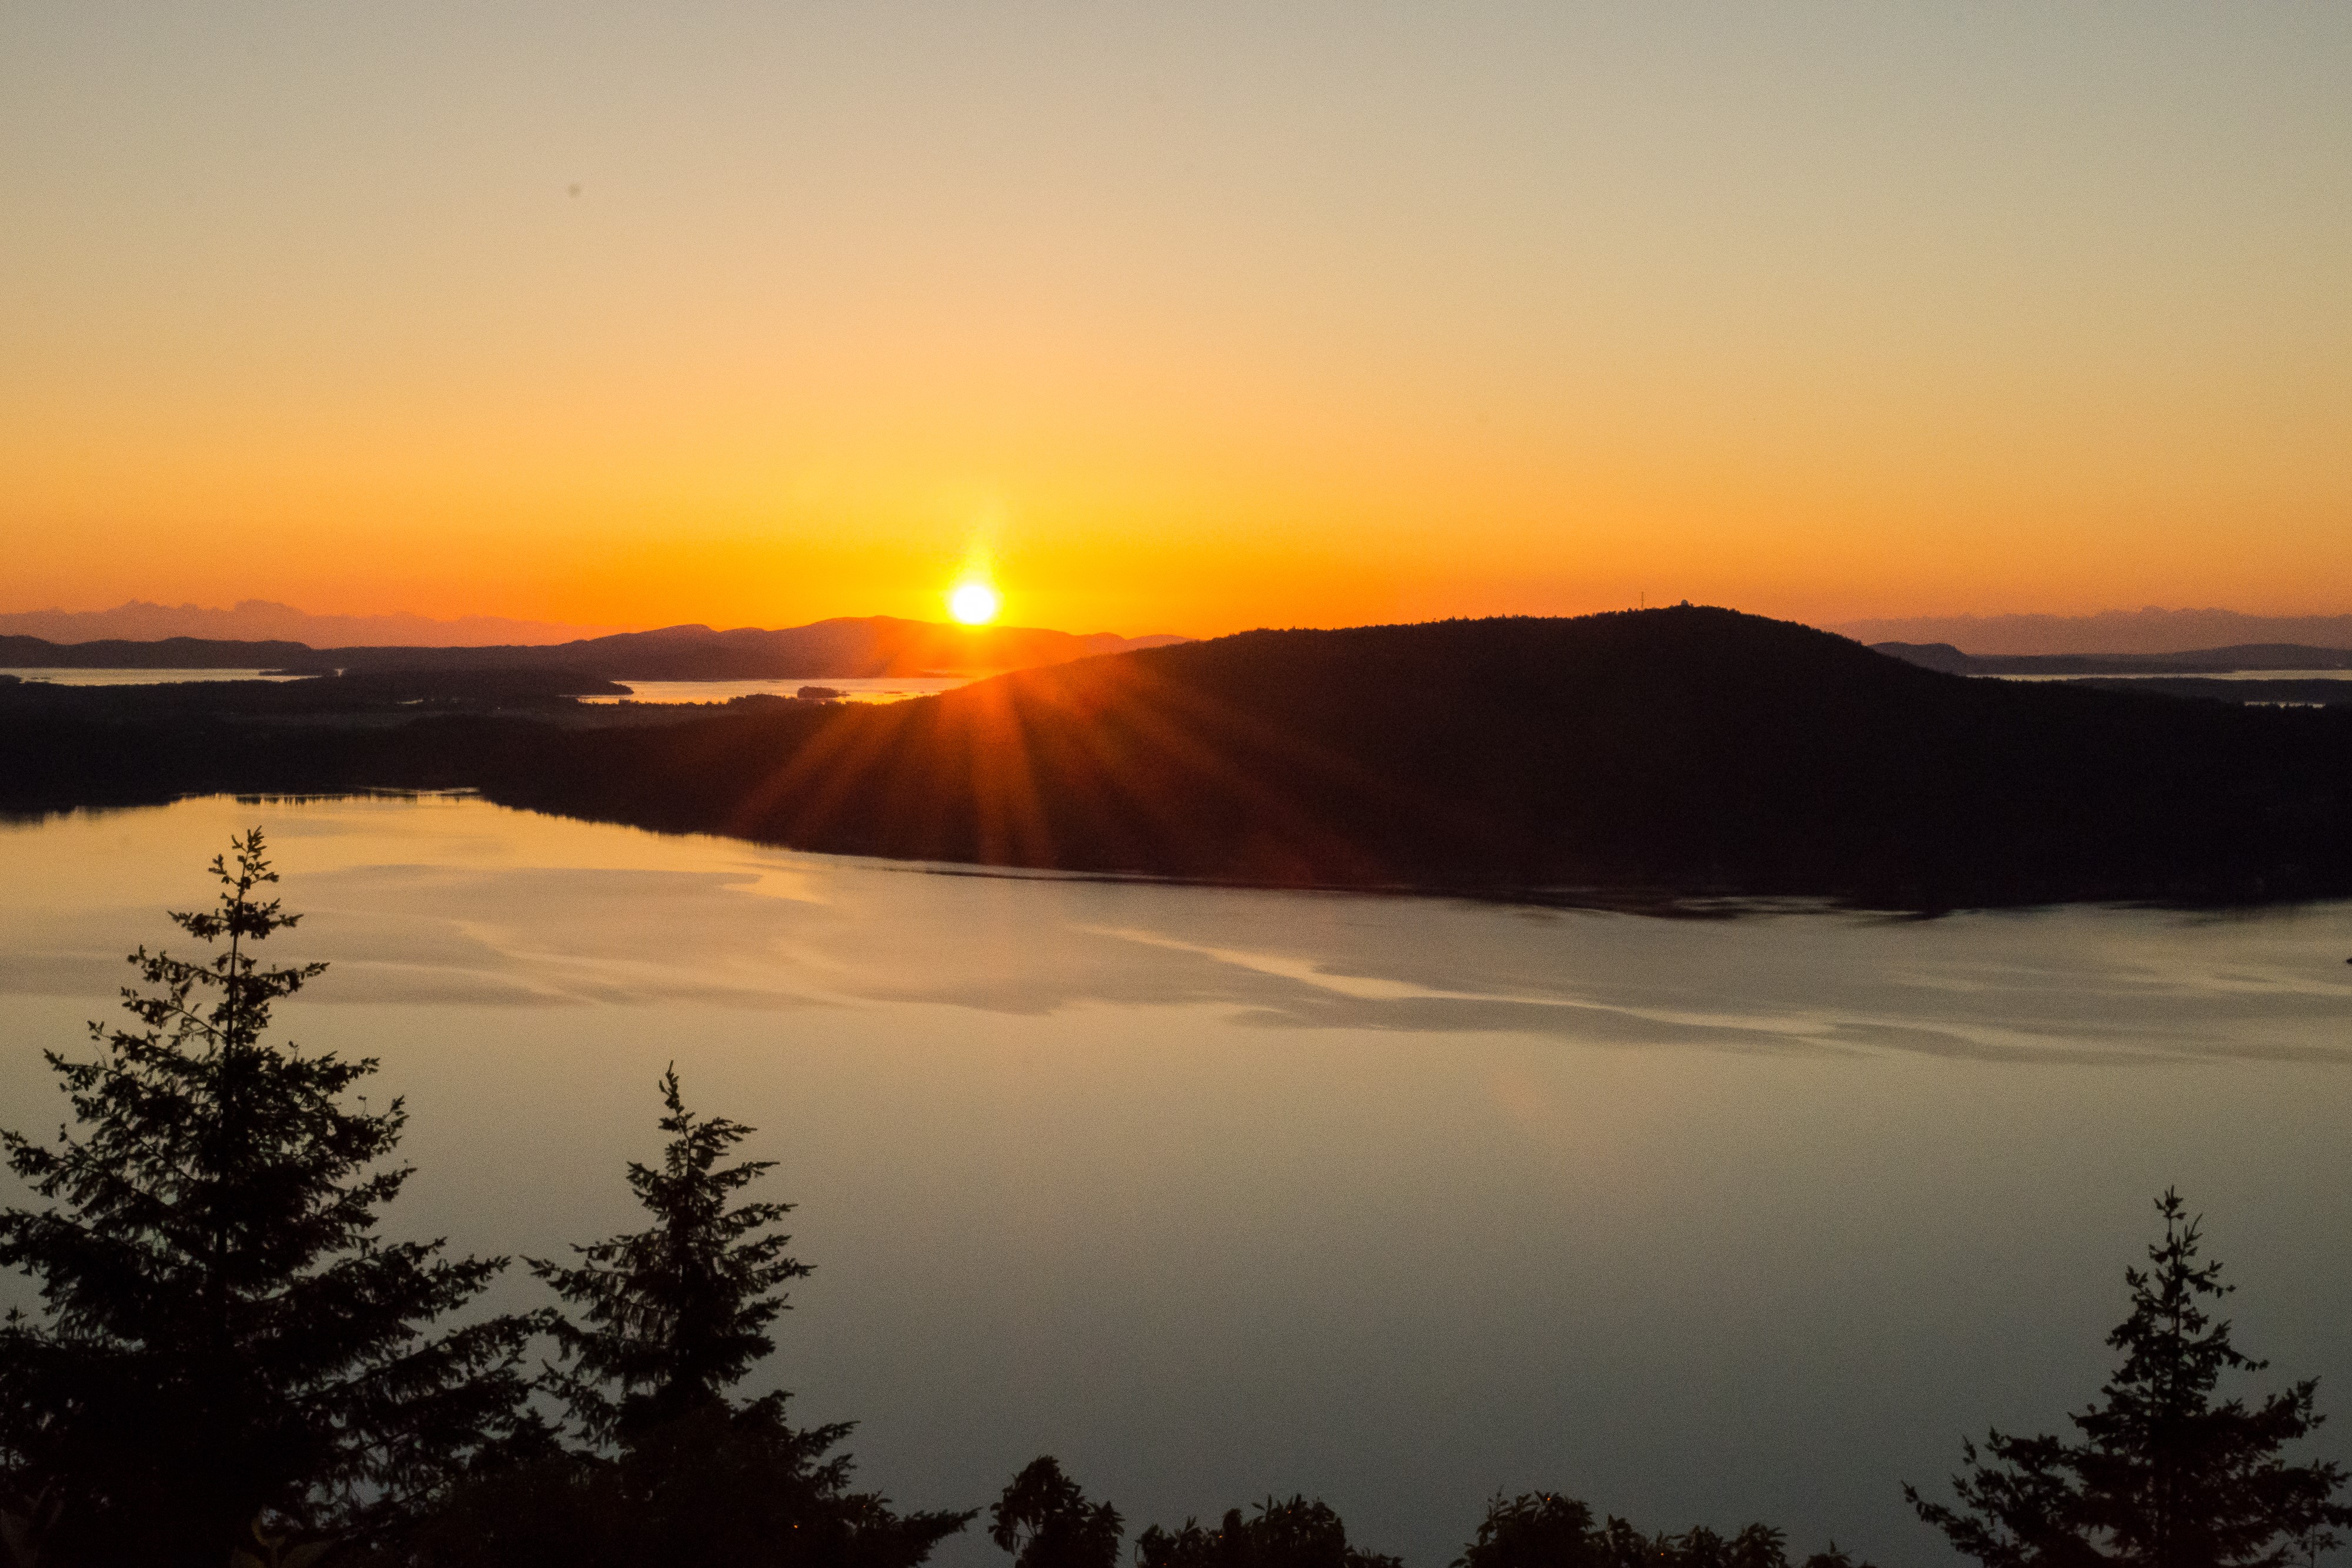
[1136,1496,1403,1568]
[527,1062,814,1446]
[1453,1491,1863,1568]
[991,1456,1124,1568]
[0,830,544,1568]
[1908,1189,2350,1568]
[395,1067,973,1567]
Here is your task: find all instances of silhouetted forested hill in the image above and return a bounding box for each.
[1,618,1187,678]
[0,634,315,668]
[11,608,2352,907]
[0,671,626,713]
[486,608,2352,906]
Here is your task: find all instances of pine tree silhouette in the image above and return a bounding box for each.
[393,1068,970,1567]
[0,830,544,1568]
[530,1065,813,1446]
[1909,1189,2352,1568]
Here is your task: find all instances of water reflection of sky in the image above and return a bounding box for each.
[4,794,2350,1567]
[1989,668,2352,683]
[0,666,305,684]
[0,670,970,700]
[581,674,974,705]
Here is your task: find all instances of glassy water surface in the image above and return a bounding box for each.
[0,667,305,684]
[0,670,971,701]
[583,674,975,704]
[1990,669,2352,683]
[3,795,2349,1566]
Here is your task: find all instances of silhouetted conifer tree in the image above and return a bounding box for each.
[990,1456,1123,1568]
[530,1064,811,1446]
[392,1069,967,1567]
[0,831,544,1568]
[1908,1189,2351,1568]
[1135,1496,1401,1568]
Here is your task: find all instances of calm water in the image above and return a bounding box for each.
[584,675,975,704]
[4,795,2351,1565]
[0,666,303,684]
[0,670,970,701]
[1990,668,2352,682]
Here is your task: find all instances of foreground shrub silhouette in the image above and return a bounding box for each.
[1454,1493,1615,1568]
[1136,1496,1402,1568]
[389,1068,969,1567]
[1907,1189,2350,1568]
[991,1456,1123,1568]
[0,831,544,1568]
[1454,1491,1869,1568]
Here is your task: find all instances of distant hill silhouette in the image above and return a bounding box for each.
[0,635,316,670]
[11,608,2352,907]
[293,617,1191,678]
[0,599,604,646]
[1832,608,2352,656]
[0,668,627,713]
[0,617,1189,678]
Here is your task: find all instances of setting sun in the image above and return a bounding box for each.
[948,582,1000,626]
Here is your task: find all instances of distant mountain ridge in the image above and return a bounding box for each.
[0,616,1191,679]
[452,617,1192,678]
[0,599,606,647]
[1829,608,2352,656]
[1872,641,2352,676]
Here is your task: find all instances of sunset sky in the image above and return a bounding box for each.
[4,4,2347,637]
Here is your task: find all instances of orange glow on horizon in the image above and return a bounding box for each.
[5,9,2348,638]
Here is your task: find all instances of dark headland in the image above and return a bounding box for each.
[10,606,2352,910]
[0,614,1187,679]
